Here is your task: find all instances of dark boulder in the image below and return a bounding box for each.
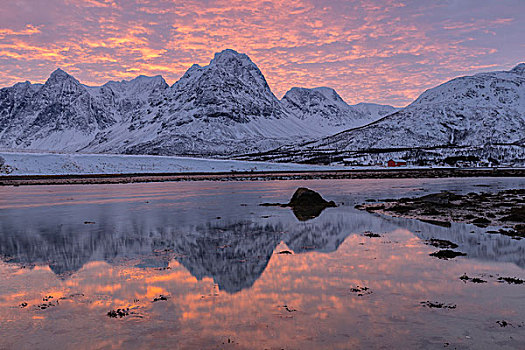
[259,188,337,221]
[287,188,336,221]
[288,187,336,208]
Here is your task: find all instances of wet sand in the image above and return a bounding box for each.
[1,167,524,186]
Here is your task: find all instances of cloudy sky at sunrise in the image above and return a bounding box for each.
[0,0,524,106]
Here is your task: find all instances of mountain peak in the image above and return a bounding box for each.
[283,87,346,105]
[312,87,346,104]
[13,81,32,88]
[188,63,202,71]
[312,86,337,94]
[213,48,243,59]
[211,49,253,66]
[129,74,167,87]
[511,63,525,75]
[47,68,79,85]
[50,68,71,78]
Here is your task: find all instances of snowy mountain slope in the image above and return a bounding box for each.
[0,81,39,140]
[169,50,287,122]
[88,75,169,125]
[351,102,398,120]
[294,63,525,153]
[281,87,396,134]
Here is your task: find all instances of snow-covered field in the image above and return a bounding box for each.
[0,151,346,176]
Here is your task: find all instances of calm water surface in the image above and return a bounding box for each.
[0,178,524,349]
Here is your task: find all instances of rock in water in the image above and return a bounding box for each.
[287,188,336,221]
[288,188,336,207]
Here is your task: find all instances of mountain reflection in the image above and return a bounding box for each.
[0,210,356,292]
[1,203,524,292]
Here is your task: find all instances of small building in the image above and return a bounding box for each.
[387,159,407,167]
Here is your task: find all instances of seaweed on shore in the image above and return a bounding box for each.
[429,250,466,260]
[420,301,456,309]
[459,274,487,283]
[497,277,525,285]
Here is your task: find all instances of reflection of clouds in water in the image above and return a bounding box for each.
[4,230,522,349]
[1,201,525,294]
[0,208,360,292]
[1,180,525,349]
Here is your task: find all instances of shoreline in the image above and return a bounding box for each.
[1,167,524,186]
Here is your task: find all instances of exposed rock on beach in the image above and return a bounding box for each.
[357,189,525,239]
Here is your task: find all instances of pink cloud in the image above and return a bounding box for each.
[0,0,523,106]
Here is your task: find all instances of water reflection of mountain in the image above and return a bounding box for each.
[176,216,362,292]
[0,210,362,292]
[1,207,525,293]
[174,222,281,293]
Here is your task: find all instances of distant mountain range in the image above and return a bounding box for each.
[0,50,523,165]
[0,49,394,156]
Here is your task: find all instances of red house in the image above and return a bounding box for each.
[387,159,407,167]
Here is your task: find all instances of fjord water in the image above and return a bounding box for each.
[1,178,524,349]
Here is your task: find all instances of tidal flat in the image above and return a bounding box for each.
[1,178,525,349]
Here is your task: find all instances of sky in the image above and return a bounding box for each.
[0,0,524,107]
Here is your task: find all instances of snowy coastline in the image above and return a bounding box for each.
[0,151,346,176]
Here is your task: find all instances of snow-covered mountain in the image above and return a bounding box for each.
[0,49,393,156]
[287,63,525,157]
[281,87,397,133]
[0,69,115,151]
[110,49,322,156]
[350,102,399,121]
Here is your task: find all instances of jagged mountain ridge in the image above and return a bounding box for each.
[0,49,392,156]
[291,63,525,154]
[282,86,397,132]
[0,69,115,151]
[109,49,318,156]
